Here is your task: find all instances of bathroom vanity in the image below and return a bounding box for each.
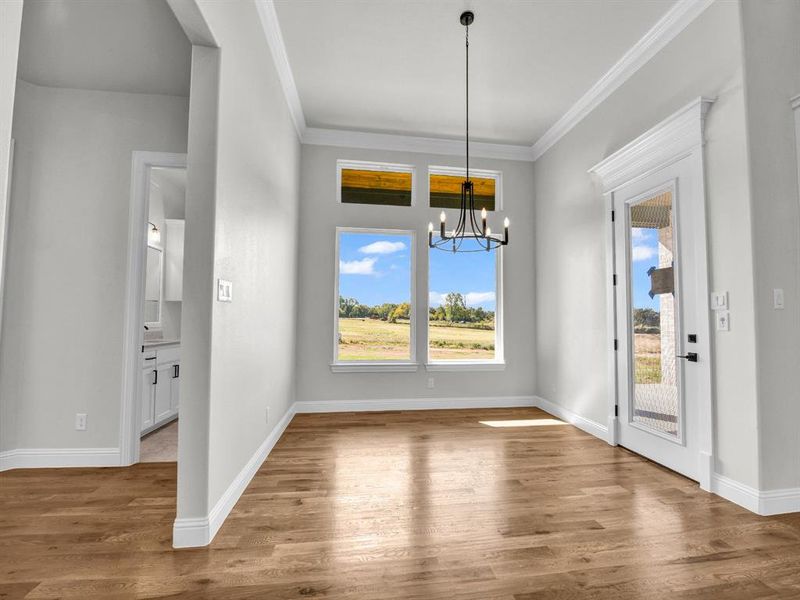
[141,341,180,434]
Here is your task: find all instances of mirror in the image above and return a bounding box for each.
[144,245,163,325]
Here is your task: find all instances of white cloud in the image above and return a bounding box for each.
[631,245,658,262]
[340,257,378,275]
[358,240,407,255]
[429,291,496,307]
[465,291,496,306]
[429,291,446,306]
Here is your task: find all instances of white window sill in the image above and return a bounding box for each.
[330,362,419,373]
[425,361,506,372]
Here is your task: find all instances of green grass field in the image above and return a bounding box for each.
[338,318,495,361]
[634,333,662,384]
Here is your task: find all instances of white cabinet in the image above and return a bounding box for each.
[170,364,180,412]
[164,219,184,302]
[141,365,155,431]
[154,365,173,423]
[141,345,180,434]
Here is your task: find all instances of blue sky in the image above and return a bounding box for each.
[631,227,660,310]
[339,232,412,306]
[429,237,496,310]
[338,232,496,310]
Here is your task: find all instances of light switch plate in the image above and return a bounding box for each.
[716,311,730,331]
[774,288,785,310]
[710,291,728,311]
[217,279,232,302]
[75,413,87,431]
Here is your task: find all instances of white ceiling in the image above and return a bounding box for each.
[17,0,191,97]
[274,0,677,146]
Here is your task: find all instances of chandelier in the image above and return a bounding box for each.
[428,11,509,253]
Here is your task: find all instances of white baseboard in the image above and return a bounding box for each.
[711,473,760,513]
[710,474,800,516]
[172,402,297,548]
[294,395,535,413]
[0,447,121,471]
[533,396,611,444]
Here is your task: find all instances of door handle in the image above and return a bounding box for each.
[153,369,158,385]
[677,352,698,363]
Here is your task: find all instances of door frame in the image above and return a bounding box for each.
[589,97,715,490]
[119,151,186,466]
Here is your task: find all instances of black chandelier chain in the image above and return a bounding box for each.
[428,10,509,253]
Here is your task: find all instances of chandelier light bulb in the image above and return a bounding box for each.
[428,222,434,232]
[485,226,491,237]
[440,211,446,223]
[504,217,510,228]
[481,207,487,219]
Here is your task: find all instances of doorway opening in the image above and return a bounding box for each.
[139,167,186,462]
[120,152,186,466]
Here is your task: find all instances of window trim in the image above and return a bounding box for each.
[425,239,505,369]
[428,165,503,211]
[332,226,418,372]
[336,159,417,207]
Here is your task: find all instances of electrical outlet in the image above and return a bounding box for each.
[716,311,730,331]
[75,413,87,431]
[427,377,435,389]
[265,407,270,424]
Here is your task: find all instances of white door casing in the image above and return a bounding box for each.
[589,97,715,490]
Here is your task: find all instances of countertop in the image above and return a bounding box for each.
[143,339,180,349]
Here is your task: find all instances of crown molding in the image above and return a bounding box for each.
[530,0,715,161]
[588,97,714,193]
[303,127,535,162]
[255,0,307,138]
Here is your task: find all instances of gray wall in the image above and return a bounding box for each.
[177,0,302,516]
[1,80,188,451]
[532,1,762,487]
[740,0,800,492]
[295,145,536,404]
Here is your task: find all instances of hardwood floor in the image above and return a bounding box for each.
[2,407,800,599]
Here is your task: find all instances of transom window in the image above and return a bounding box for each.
[429,166,502,211]
[337,160,415,207]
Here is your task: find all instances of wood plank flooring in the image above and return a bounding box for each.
[2,407,800,599]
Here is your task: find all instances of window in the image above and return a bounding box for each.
[428,236,503,367]
[429,166,501,211]
[333,228,416,371]
[337,160,415,207]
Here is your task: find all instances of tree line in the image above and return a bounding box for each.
[339,292,494,325]
[633,307,661,334]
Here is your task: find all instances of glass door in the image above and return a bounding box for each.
[613,159,700,481]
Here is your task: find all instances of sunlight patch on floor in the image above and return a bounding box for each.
[479,418,567,428]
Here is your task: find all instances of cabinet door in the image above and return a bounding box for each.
[141,369,155,432]
[154,366,173,423]
[170,363,180,411]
